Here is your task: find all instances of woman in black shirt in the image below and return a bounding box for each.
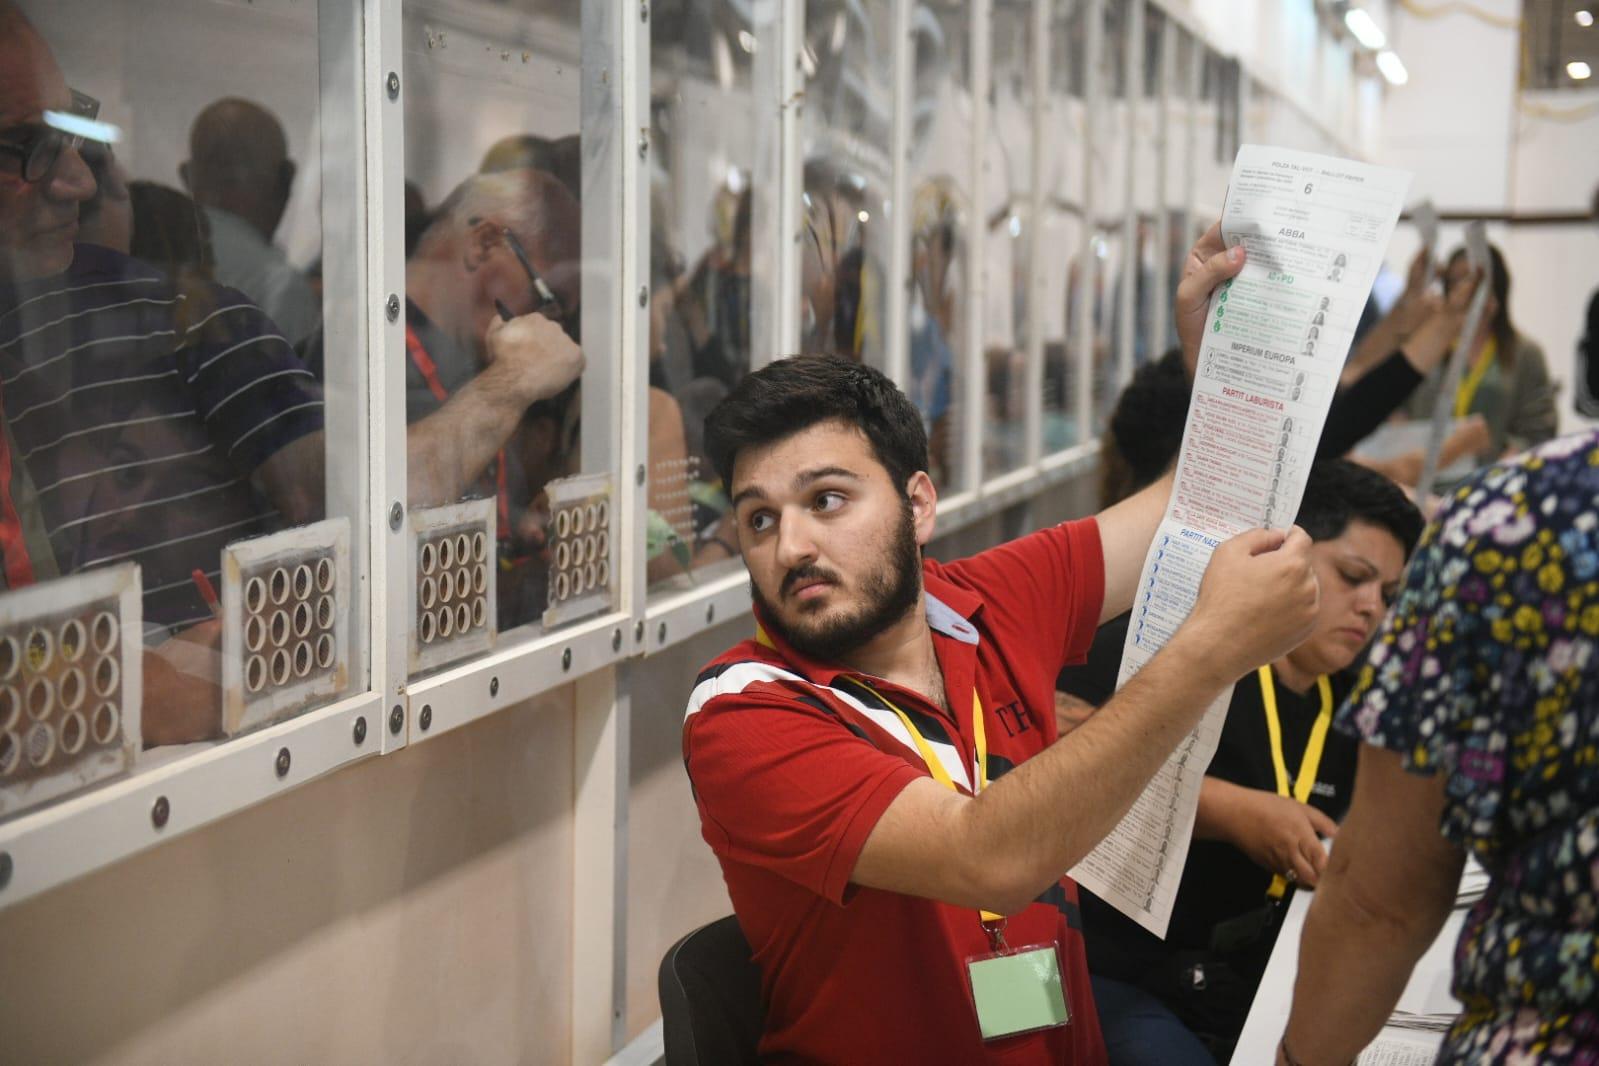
[1062,460,1424,1061]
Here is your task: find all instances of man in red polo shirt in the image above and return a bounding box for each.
[684,224,1321,1063]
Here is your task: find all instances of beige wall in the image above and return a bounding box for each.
[0,690,577,1066]
[623,624,740,1042]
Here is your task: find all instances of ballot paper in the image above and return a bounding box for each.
[1070,145,1411,936]
[1411,199,1440,288]
[1356,1033,1446,1065]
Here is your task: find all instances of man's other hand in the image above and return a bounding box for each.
[1180,525,1319,686]
[485,311,585,405]
[1174,220,1247,378]
[1225,788,1338,888]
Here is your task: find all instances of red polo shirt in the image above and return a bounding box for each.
[684,519,1108,1065]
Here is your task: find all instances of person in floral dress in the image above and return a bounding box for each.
[1275,429,1599,1065]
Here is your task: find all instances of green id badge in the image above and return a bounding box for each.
[965,942,1071,1041]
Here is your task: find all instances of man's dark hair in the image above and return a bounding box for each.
[1295,459,1423,558]
[705,356,929,493]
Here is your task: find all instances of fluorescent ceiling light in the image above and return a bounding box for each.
[1576,10,1594,28]
[1376,50,1409,85]
[1570,60,1594,80]
[1344,7,1388,50]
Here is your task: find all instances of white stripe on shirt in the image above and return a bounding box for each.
[9,368,182,425]
[49,476,248,535]
[685,660,971,790]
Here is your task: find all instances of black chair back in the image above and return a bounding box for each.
[658,915,765,1066]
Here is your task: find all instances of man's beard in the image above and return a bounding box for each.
[751,502,923,664]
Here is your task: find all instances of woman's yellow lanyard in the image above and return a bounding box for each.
[846,678,1011,944]
[1453,336,1497,418]
[1257,666,1334,900]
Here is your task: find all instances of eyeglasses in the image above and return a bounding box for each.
[470,216,566,321]
[0,89,104,184]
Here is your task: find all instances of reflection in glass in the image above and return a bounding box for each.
[1089,0,1126,432]
[800,0,893,369]
[1121,6,1163,382]
[400,2,591,635]
[645,0,771,592]
[982,1,1032,475]
[907,2,972,492]
[0,0,356,761]
[1043,0,1086,456]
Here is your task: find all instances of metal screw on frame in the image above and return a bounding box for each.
[386,71,400,99]
[388,704,404,735]
[275,747,291,778]
[419,704,433,731]
[151,795,171,829]
[638,131,649,159]
[385,293,401,322]
[389,502,404,531]
[634,620,645,644]
[353,716,368,746]
[635,464,646,486]
[562,648,573,672]
[611,628,623,652]
[638,285,648,308]
[640,1,649,21]
[489,676,500,698]
[0,851,12,892]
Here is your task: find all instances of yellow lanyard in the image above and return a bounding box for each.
[851,679,989,795]
[852,678,1007,927]
[756,622,1011,931]
[1453,337,1497,418]
[1257,666,1333,899]
[759,623,990,792]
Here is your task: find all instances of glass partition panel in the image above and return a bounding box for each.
[1195,48,1232,213]
[400,0,618,659]
[799,0,895,370]
[1162,27,1195,357]
[0,0,366,811]
[981,0,1033,477]
[907,1,974,492]
[1088,0,1127,431]
[644,1,775,594]
[1043,0,1086,456]
[1128,5,1162,370]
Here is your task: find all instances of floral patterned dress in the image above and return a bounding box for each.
[1338,429,1599,1064]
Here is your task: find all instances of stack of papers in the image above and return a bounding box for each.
[1356,1032,1448,1065]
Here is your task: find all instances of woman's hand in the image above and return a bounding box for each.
[1217,784,1339,888]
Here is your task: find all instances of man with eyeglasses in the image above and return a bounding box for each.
[0,4,585,743]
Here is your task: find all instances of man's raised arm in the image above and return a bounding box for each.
[851,525,1319,914]
[1095,221,1244,622]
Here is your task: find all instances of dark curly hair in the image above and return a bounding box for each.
[704,355,928,495]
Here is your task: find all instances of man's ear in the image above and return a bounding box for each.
[905,471,938,547]
[462,217,499,272]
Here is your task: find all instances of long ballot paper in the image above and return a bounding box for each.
[1070,145,1411,936]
